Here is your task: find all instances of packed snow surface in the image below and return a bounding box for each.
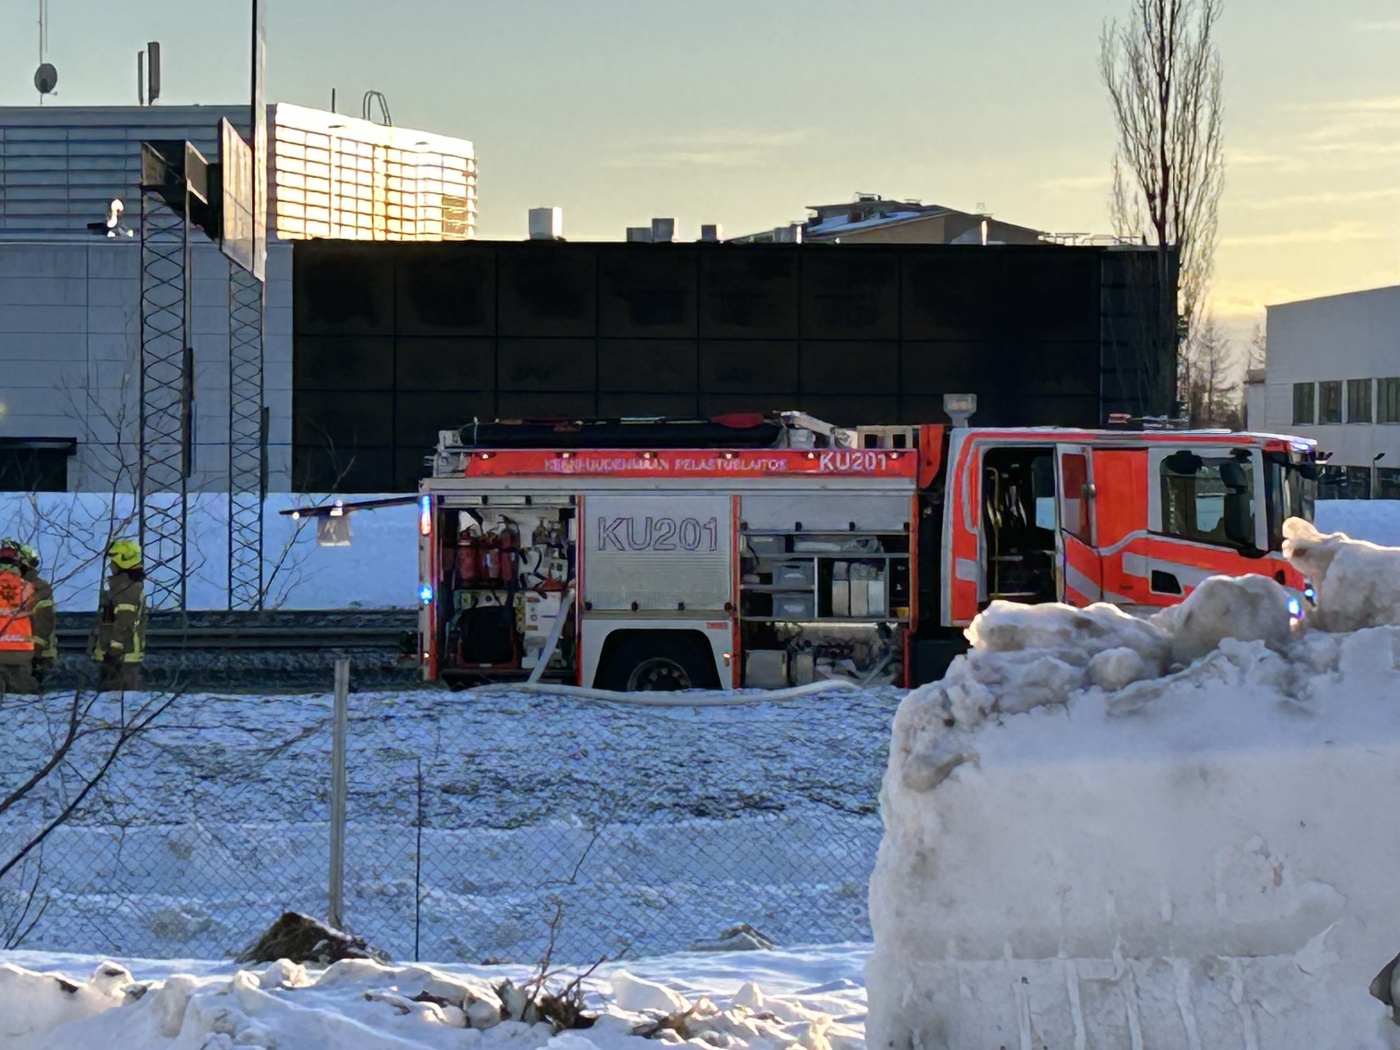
[867,523,1400,1049]
[0,946,869,1050]
[6,685,895,963]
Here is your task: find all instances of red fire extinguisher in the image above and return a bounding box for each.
[497,524,518,585]
[456,529,481,585]
[478,531,502,584]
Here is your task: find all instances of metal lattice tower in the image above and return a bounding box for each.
[138,187,193,614]
[228,266,266,609]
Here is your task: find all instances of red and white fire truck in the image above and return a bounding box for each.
[416,412,1320,690]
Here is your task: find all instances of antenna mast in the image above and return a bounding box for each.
[37,0,46,104]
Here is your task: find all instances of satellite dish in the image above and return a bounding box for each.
[34,62,58,96]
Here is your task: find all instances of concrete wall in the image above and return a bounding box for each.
[1265,285,1400,470]
[0,239,292,491]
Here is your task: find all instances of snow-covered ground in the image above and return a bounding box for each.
[7,502,1400,1047]
[1,945,869,1050]
[4,686,896,965]
[4,494,1397,613]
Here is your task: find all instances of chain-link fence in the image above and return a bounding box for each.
[0,678,896,964]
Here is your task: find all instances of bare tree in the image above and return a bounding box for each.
[1101,0,1225,413]
[1181,314,1241,427]
[1246,321,1266,372]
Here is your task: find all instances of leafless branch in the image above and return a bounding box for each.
[1101,0,1225,410]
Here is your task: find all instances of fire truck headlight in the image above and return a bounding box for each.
[418,495,432,536]
[419,583,433,605]
[1286,596,1303,623]
[1304,585,1316,604]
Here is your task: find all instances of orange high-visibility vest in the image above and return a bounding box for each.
[0,569,34,654]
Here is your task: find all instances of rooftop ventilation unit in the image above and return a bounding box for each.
[650,217,675,243]
[626,227,653,243]
[772,223,804,244]
[528,206,563,240]
[699,223,722,243]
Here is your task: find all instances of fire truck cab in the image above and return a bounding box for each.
[417,413,1320,690]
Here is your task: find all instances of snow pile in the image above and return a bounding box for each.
[0,948,868,1050]
[868,536,1400,1048]
[1285,516,1400,633]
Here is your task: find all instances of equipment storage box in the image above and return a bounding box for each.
[745,534,788,556]
[773,560,815,587]
[830,561,850,616]
[774,593,815,619]
[745,649,789,688]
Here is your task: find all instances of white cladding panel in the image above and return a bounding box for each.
[739,493,911,532]
[583,494,732,612]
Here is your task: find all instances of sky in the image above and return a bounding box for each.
[1,0,1397,343]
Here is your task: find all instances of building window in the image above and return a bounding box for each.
[1379,377,1400,423]
[1378,467,1400,500]
[1159,451,1256,550]
[1347,379,1373,423]
[1292,382,1315,425]
[1318,381,1342,423]
[0,441,74,493]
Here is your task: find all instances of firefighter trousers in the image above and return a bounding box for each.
[96,660,142,692]
[0,662,38,695]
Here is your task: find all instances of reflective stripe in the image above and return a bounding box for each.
[1066,563,1134,606]
[114,603,139,613]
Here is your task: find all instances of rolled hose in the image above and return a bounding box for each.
[457,678,864,707]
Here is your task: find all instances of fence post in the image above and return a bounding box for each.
[328,658,349,929]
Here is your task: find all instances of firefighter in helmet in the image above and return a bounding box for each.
[16,543,55,688]
[93,538,146,691]
[0,542,37,693]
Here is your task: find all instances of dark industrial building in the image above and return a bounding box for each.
[293,240,1177,491]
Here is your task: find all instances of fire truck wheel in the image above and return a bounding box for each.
[602,634,718,692]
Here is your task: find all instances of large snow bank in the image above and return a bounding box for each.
[0,946,868,1050]
[867,535,1400,1048]
[1284,516,1400,632]
[0,493,417,611]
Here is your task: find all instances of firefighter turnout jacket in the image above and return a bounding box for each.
[0,566,35,666]
[94,569,146,664]
[23,569,55,659]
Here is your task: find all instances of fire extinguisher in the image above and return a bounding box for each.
[478,531,502,584]
[456,528,481,586]
[497,523,518,585]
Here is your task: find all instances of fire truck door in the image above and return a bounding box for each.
[1056,444,1102,604]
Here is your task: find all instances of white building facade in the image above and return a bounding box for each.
[1263,285,1400,498]
[0,103,475,493]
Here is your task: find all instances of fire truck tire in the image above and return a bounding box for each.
[600,634,720,692]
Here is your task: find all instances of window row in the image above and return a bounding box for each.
[1293,377,1400,425]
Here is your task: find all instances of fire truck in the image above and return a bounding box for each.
[416,412,1320,690]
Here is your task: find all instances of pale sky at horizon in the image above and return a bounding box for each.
[2,0,1397,343]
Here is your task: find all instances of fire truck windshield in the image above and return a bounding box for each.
[1264,453,1318,551]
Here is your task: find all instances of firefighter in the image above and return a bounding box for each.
[0,543,37,694]
[17,543,55,689]
[93,538,146,691]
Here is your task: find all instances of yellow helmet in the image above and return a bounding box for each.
[108,538,142,570]
[17,544,38,571]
